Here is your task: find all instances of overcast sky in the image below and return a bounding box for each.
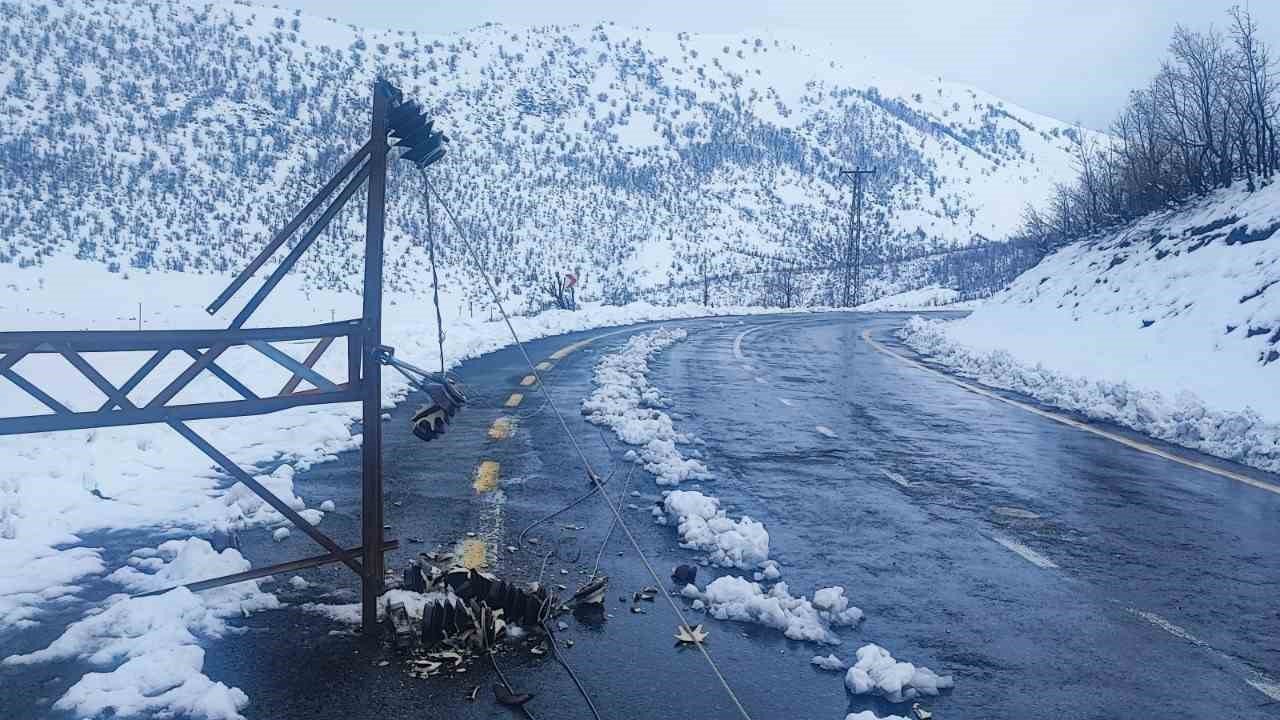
[275,0,1280,131]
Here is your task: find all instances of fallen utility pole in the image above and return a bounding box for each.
[840,167,875,307]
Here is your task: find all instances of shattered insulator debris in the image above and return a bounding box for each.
[403,564,428,593]
[571,575,608,606]
[413,569,561,649]
[385,601,415,651]
[672,564,697,586]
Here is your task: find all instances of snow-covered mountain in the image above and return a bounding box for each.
[0,0,1090,309]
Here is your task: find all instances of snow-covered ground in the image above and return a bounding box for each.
[0,255,813,719]
[853,285,977,312]
[901,183,1280,474]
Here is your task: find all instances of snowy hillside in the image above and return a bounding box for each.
[904,182,1280,472]
[0,0,1091,309]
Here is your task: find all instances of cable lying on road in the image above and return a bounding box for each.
[425,173,757,720]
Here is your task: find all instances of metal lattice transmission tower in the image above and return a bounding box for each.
[840,167,875,307]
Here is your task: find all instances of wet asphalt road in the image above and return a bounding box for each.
[5,312,1279,720]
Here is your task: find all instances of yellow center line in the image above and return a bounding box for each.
[519,374,538,387]
[473,460,500,493]
[457,538,490,569]
[488,416,515,440]
[549,339,592,360]
[862,328,1280,496]
[504,392,524,407]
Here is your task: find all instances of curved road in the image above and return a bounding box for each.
[11,312,1274,720]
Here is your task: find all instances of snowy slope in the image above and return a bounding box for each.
[903,182,1280,472]
[0,0,1092,309]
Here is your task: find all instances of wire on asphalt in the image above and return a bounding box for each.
[424,173,756,720]
[591,464,636,581]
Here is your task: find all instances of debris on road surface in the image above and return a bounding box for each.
[672,564,697,585]
[571,575,608,606]
[912,703,933,719]
[675,624,709,645]
[385,601,415,651]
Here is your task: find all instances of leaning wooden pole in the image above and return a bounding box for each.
[360,79,391,633]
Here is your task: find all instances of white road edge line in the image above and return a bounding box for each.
[990,535,1059,569]
[882,468,910,488]
[863,328,1280,497]
[1127,608,1280,702]
[732,326,764,362]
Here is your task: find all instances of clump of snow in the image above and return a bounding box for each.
[844,643,955,703]
[582,327,710,485]
[289,576,309,590]
[846,712,910,720]
[319,499,336,512]
[5,538,278,720]
[813,586,865,624]
[222,464,306,526]
[271,527,290,542]
[901,315,1280,473]
[811,653,847,671]
[657,490,769,569]
[754,559,782,581]
[687,576,862,644]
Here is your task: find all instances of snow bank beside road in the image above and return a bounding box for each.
[899,183,1280,473]
[902,316,1280,474]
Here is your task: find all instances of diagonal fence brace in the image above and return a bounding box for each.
[168,419,364,577]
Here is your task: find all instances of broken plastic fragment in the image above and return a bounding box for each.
[674,624,709,644]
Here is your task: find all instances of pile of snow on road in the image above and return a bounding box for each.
[4,538,279,720]
[844,643,954,703]
[582,327,711,485]
[656,490,770,569]
[685,575,862,644]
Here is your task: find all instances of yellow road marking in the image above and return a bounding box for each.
[457,538,490,569]
[473,460,500,493]
[536,361,553,371]
[547,325,641,360]
[488,417,515,440]
[863,329,1280,497]
[504,393,524,407]
[549,339,592,360]
[519,374,538,387]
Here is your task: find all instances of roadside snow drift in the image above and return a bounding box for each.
[901,182,1280,473]
[844,643,955,703]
